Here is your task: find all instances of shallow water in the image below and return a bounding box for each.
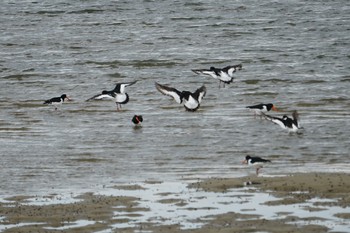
[1,0,350,198]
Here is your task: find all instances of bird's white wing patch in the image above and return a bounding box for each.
[271,118,287,129]
[196,85,206,103]
[202,70,219,79]
[155,82,182,104]
[95,94,115,100]
[193,69,218,79]
[227,67,237,76]
[263,113,286,129]
[219,70,231,82]
[86,93,114,101]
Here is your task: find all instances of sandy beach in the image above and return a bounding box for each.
[1,172,350,233]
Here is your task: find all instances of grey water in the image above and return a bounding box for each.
[0,0,349,196]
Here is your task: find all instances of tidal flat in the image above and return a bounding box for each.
[1,173,350,233]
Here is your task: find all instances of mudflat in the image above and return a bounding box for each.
[0,173,349,233]
[190,172,350,206]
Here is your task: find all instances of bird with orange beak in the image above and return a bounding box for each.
[242,155,271,175]
[246,103,278,117]
[43,94,71,110]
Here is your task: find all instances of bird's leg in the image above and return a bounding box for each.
[256,167,261,175]
[117,104,122,111]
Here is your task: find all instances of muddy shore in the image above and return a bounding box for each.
[1,173,349,233]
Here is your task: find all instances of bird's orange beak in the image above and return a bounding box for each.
[242,159,248,164]
[272,106,278,111]
[66,96,72,101]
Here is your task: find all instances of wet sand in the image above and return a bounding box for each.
[1,173,349,233]
[189,172,350,206]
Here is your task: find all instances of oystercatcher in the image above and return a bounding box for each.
[114,81,137,111]
[86,81,137,110]
[242,155,271,175]
[86,90,116,101]
[43,94,71,110]
[132,115,143,126]
[192,63,242,87]
[263,110,301,133]
[155,82,206,111]
[246,103,278,117]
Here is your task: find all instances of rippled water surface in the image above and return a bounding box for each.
[1,0,350,196]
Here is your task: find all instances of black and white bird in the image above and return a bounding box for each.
[113,81,137,111]
[192,64,242,87]
[242,155,271,175]
[263,110,302,133]
[132,115,143,126]
[155,82,206,111]
[43,94,71,110]
[86,90,116,101]
[86,81,137,110]
[246,103,278,117]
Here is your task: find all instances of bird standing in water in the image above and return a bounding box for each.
[43,94,71,110]
[155,82,206,111]
[86,81,137,111]
[113,81,137,111]
[242,155,271,175]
